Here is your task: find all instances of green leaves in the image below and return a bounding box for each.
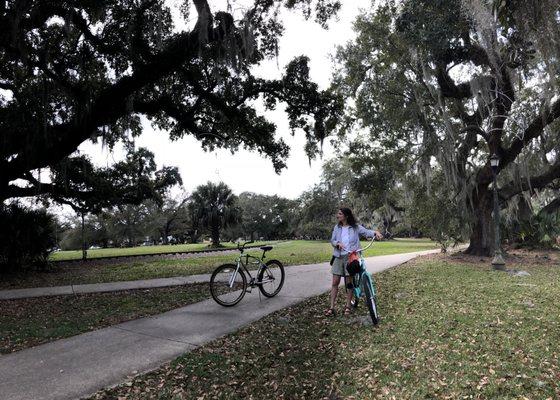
[48,148,181,213]
[0,0,343,201]
[189,182,240,246]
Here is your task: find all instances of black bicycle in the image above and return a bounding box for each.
[209,241,285,307]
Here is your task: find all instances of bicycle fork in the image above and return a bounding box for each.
[228,262,242,288]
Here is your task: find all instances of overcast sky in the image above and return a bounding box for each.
[79,1,366,199]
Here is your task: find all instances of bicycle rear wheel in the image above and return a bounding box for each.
[362,274,379,325]
[210,264,247,307]
[257,259,285,297]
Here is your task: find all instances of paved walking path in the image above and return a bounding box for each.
[0,274,212,300]
[0,250,437,400]
[0,248,436,300]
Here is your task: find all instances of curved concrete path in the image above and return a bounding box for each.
[0,275,212,300]
[0,250,437,400]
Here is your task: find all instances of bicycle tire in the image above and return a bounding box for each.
[363,274,379,325]
[350,296,359,308]
[257,259,285,297]
[210,264,247,307]
[350,274,359,308]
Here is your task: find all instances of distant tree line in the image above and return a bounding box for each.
[55,159,412,252]
[55,175,361,251]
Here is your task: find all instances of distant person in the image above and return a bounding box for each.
[325,207,382,316]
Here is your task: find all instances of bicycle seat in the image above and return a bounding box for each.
[260,246,273,251]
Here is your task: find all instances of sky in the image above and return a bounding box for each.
[79,1,366,199]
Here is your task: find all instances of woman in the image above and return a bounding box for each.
[326,207,382,316]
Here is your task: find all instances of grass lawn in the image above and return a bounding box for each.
[49,241,272,261]
[91,251,560,399]
[0,284,209,354]
[1,239,438,289]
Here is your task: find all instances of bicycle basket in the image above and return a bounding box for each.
[346,252,362,275]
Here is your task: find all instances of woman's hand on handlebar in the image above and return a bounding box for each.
[373,230,383,240]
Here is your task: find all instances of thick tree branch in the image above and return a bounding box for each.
[133,96,223,140]
[435,64,472,99]
[500,98,560,170]
[67,9,120,55]
[5,181,95,201]
[456,128,478,173]
[539,197,560,216]
[488,63,516,151]
[2,0,236,188]
[460,125,488,140]
[500,160,560,201]
[0,81,15,91]
[2,31,204,185]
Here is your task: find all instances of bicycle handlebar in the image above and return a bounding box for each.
[237,240,254,251]
[354,237,376,254]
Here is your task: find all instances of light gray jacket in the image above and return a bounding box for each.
[330,224,376,257]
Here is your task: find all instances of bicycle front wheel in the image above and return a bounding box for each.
[257,259,285,297]
[363,274,379,325]
[350,274,359,308]
[210,264,247,307]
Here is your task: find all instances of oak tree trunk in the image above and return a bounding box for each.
[465,189,495,256]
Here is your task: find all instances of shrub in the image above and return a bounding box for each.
[514,212,560,248]
[0,204,57,274]
[297,222,332,240]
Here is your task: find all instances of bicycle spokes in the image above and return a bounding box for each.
[259,266,278,290]
[257,260,285,298]
[211,265,246,306]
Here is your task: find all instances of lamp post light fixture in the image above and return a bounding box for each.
[490,153,506,270]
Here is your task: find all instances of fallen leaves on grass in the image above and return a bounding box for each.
[92,252,560,399]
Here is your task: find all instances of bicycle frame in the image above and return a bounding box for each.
[228,244,271,288]
[349,239,377,299]
[352,255,377,299]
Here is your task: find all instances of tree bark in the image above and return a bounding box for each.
[465,189,495,256]
[81,213,87,261]
[211,224,220,247]
[163,222,171,245]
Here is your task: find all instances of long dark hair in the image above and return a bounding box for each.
[339,207,357,226]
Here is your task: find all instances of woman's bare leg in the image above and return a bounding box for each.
[329,274,342,310]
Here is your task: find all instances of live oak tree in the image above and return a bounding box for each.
[144,195,191,244]
[236,192,299,240]
[0,0,342,207]
[297,183,338,239]
[334,0,560,255]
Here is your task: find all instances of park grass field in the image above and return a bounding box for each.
[0,284,209,354]
[0,239,438,353]
[1,239,438,289]
[49,241,271,261]
[91,251,560,400]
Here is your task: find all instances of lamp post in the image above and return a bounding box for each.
[490,153,505,270]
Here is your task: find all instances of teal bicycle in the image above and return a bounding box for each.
[349,239,380,325]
